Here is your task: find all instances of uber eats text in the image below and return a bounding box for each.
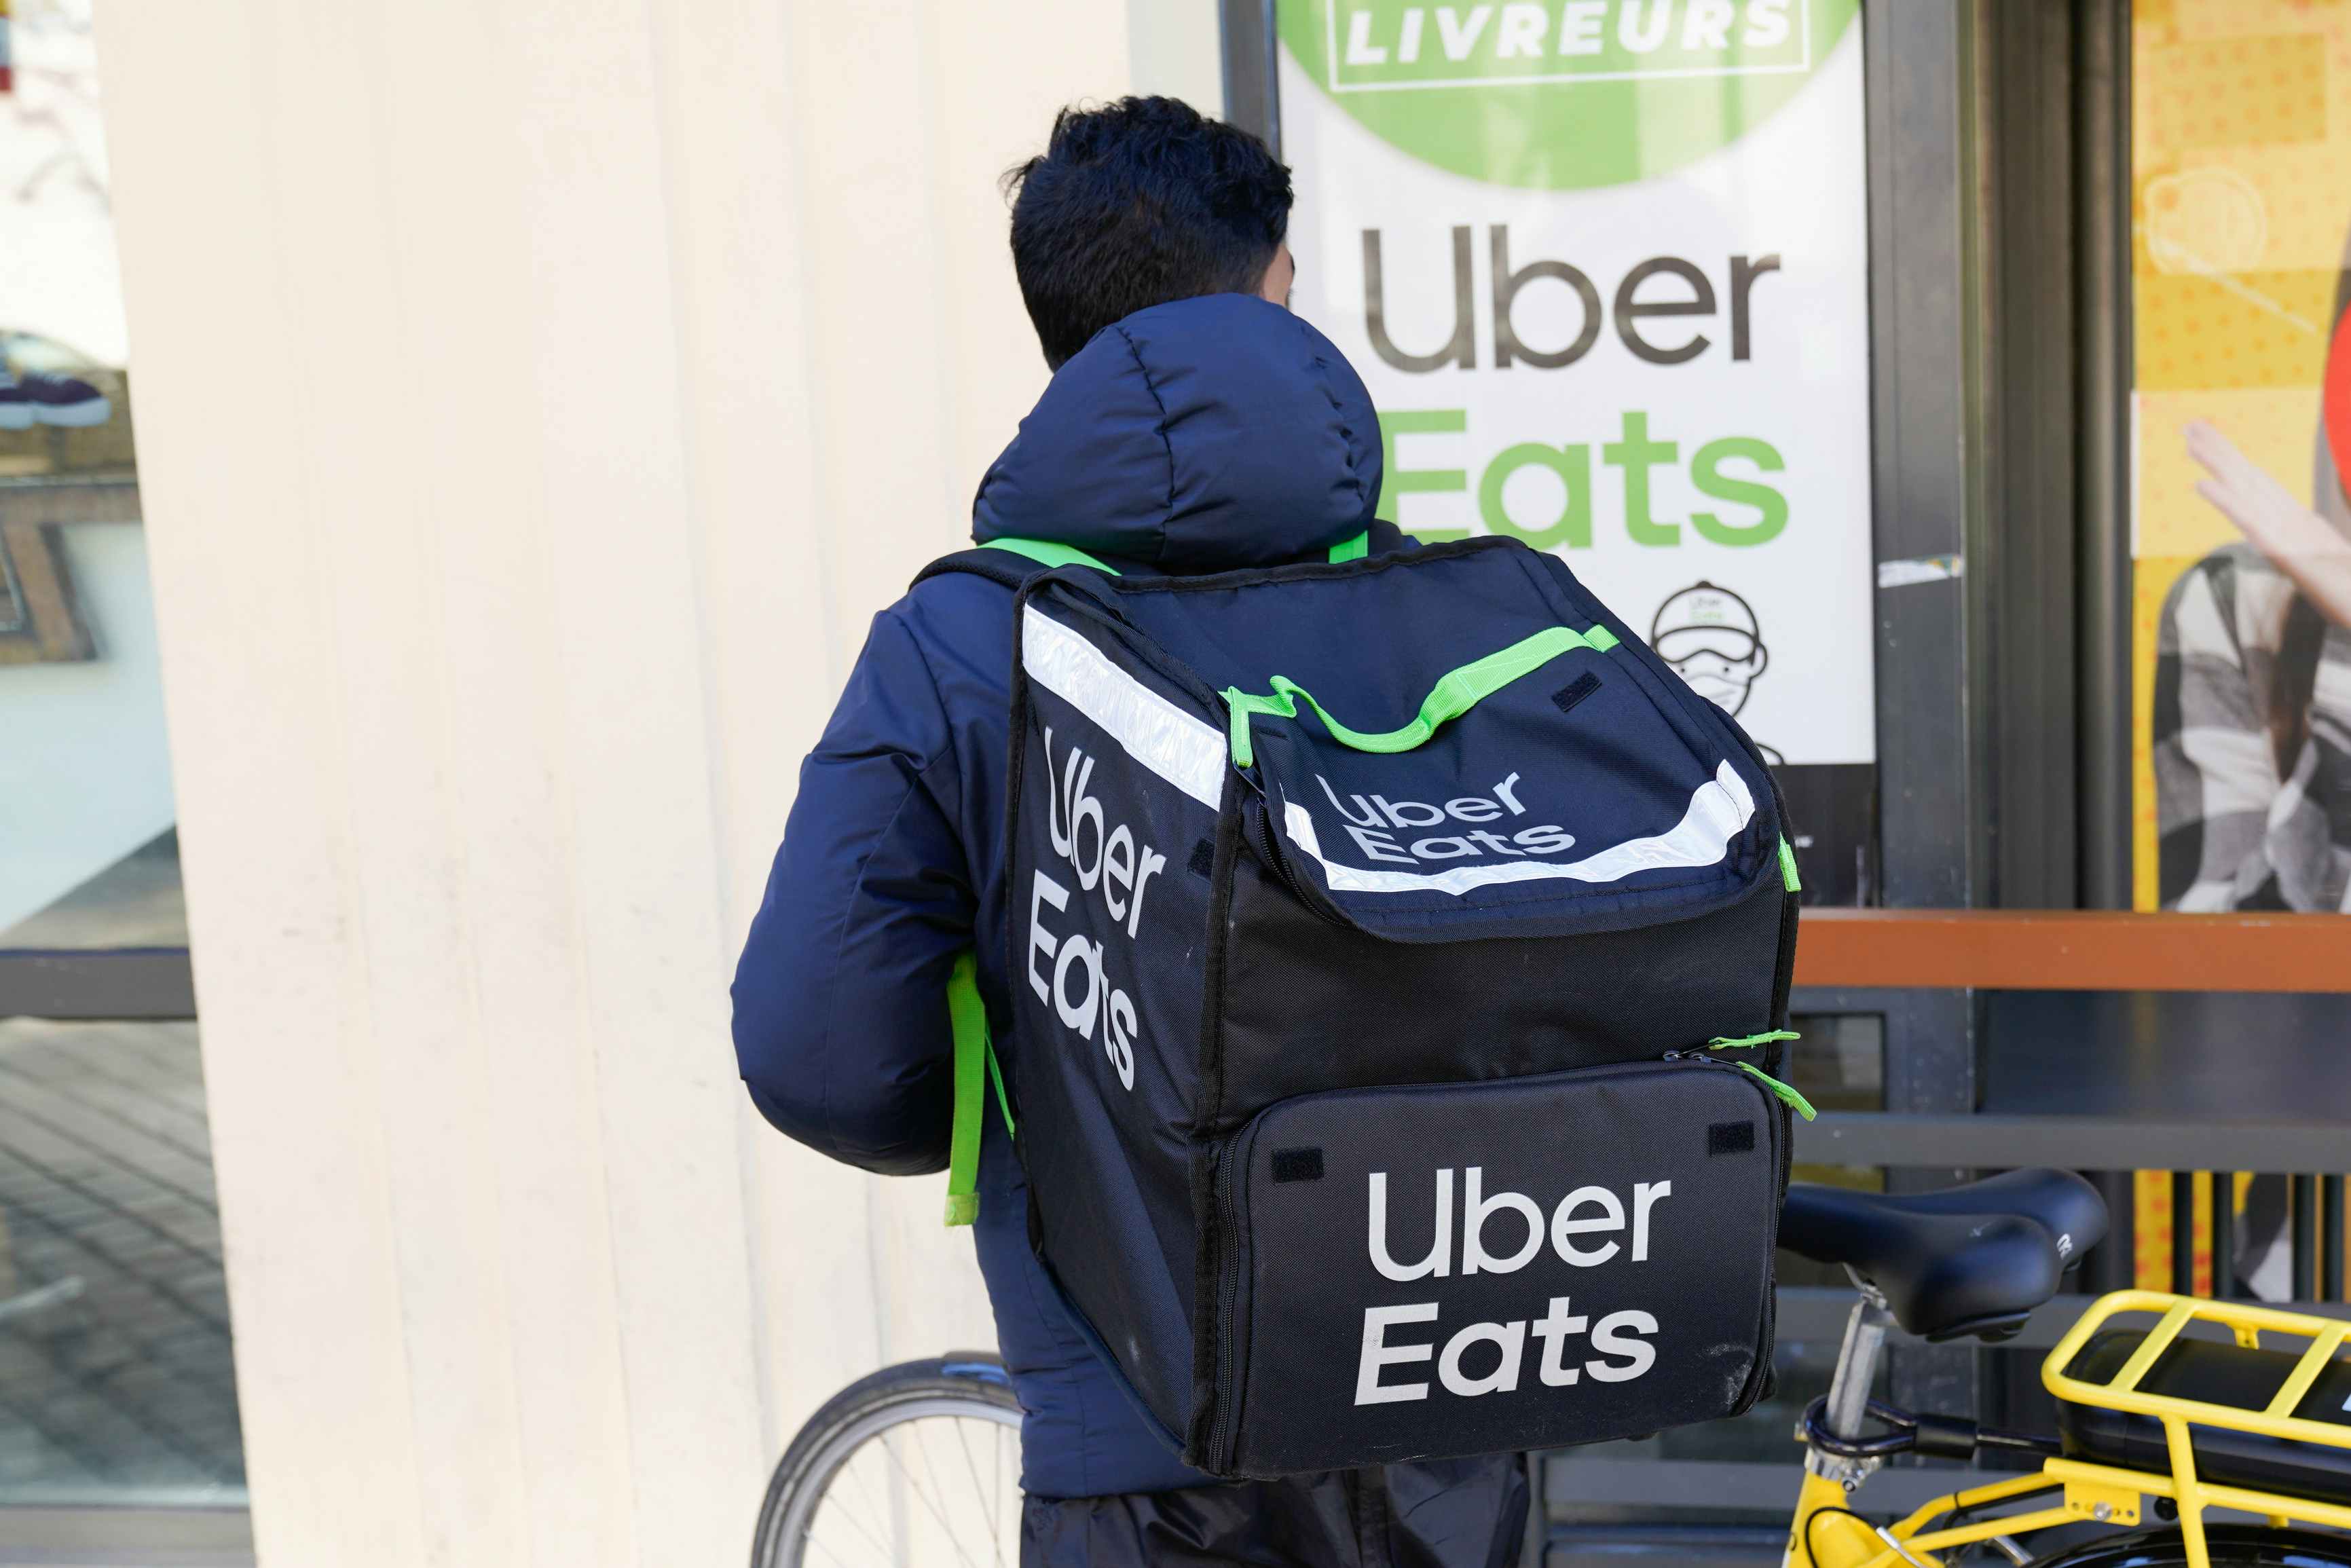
[1317,770,1577,867]
[1360,231,1791,548]
[1026,729,1166,1092]
[1356,1168,1669,1404]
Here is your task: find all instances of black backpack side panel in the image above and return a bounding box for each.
[1002,585,1225,1438]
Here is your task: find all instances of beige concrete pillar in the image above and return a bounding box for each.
[91,0,1217,1559]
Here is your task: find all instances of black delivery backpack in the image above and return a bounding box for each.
[926,532,1804,1480]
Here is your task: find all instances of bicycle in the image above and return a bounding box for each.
[749,1354,1022,1568]
[1779,1170,2351,1568]
[752,1170,2351,1568]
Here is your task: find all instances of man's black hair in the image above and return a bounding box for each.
[1005,96,1293,370]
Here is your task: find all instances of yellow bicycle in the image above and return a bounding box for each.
[1780,1172,2351,1568]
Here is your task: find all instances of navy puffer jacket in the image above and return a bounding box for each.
[732,293,1390,1497]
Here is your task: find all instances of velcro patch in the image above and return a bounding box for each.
[1708,1120,1757,1155]
[1552,672,1603,715]
[1270,1147,1325,1184]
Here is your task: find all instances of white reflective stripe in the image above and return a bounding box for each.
[1020,605,1225,810]
[1282,762,1757,897]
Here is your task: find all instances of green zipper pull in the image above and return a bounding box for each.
[1737,1062,1816,1121]
[1708,1030,1800,1051]
[1778,836,1802,892]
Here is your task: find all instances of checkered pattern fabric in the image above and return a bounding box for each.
[2153,544,2351,912]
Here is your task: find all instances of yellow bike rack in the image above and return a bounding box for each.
[2037,1291,2351,1568]
[1788,1290,2351,1568]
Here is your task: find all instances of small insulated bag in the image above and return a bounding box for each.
[935,534,1802,1480]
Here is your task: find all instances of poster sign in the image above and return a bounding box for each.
[1278,0,1874,899]
[2130,0,2351,919]
[2125,0,2351,1294]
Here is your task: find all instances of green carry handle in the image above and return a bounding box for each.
[1220,622,1622,769]
[944,952,1016,1227]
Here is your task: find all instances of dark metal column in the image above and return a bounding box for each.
[2324,1176,2344,1301]
[2211,1174,2236,1299]
[2075,0,2134,908]
[1867,0,1989,1424]
[2296,1175,2320,1303]
[1219,0,1280,147]
[2172,1173,2197,1294]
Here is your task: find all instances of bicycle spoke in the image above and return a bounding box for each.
[948,1413,999,1563]
[874,1421,988,1568]
[993,1425,1014,1564]
[882,1429,914,1565]
[1001,1429,1020,1561]
[761,1382,1020,1568]
[807,1495,891,1566]
[835,1441,922,1565]
[798,1525,855,1568]
[910,1417,992,1568]
[906,1421,952,1566]
[834,1446,895,1543]
[806,1454,895,1565]
[945,1419,1001,1551]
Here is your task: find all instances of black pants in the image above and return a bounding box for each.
[1021,1455,1530,1568]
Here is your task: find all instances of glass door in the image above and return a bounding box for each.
[0,0,246,1528]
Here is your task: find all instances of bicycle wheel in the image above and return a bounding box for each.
[750,1354,1024,1568]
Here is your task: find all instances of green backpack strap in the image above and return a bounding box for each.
[944,952,1016,1227]
[955,532,1364,580]
[979,538,1121,575]
[1220,623,1621,768]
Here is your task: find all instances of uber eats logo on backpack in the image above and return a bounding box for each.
[1025,728,1170,1093]
[1356,1167,1671,1404]
[1316,770,1574,866]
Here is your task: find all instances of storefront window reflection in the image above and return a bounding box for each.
[0,1019,243,1501]
[1,0,242,1508]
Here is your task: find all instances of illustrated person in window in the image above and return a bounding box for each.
[2155,253,2351,915]
[730,98,1528,1568]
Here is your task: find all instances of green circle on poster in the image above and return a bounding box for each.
[1279,0,1862,191]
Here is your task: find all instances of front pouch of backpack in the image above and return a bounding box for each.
[1195,1057,1783,1478]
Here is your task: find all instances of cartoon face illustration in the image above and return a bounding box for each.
[1650,581,1769,718]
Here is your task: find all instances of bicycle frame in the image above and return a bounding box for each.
[1784,1290,2351,1568]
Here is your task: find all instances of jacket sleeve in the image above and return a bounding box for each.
[731,606,973,1175]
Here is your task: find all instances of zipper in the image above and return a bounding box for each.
[1661,1049,1817,1121]
[1204,1128,1251,1470]
[1659,1047,1799,1411]
[1242,789,1352,929]
[1707,1029,1800,1052]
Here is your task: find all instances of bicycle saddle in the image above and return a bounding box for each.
[1779,1170,2109,1341]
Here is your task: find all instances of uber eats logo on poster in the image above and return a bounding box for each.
[1364,237,1790,551]
[1356,1167,1671,1403]
[1280,1,1860,191]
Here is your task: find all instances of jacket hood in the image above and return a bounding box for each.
[972,293,1383,571]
